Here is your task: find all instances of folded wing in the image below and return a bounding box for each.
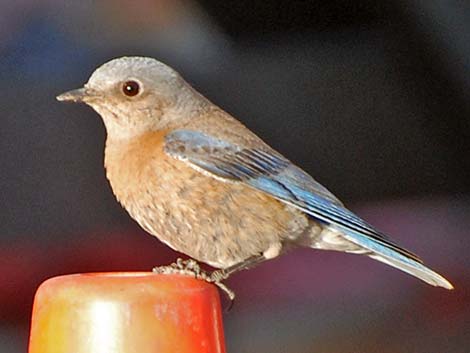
[164,129,453,289]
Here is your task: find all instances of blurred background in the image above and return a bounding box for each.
[1,0,469,352]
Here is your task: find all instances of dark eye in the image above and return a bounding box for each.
[122,80,140,97]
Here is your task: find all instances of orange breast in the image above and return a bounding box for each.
[105,130,170,202]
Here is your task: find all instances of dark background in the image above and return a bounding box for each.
[1,1,469,352]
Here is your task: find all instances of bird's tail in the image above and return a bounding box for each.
[314,225,454,290]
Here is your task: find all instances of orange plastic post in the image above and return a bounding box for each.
[28,272,226,353]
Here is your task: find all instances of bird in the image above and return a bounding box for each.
[57,56,453,298]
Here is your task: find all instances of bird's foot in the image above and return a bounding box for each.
[153,258,235,303]
[153,258,203,276]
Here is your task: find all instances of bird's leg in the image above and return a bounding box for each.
[153,255,266,304]
[206,254,266,310]
[152,258,236,302]
[210,254,266,283]
[208,254,266,292]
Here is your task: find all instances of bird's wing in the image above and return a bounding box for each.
[164,129,453,289]
[164,129,414,258]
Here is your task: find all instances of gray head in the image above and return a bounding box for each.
[57,57,203,139]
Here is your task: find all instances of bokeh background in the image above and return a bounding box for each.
[1,1,469,352]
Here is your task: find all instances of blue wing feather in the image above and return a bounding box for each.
[163,129,455,289]
[165,130,421,262]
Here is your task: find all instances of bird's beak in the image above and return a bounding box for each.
[56,87,98,103]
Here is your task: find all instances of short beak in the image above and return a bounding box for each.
[56,87,96,103]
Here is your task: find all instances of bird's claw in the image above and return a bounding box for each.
[153,258,235,304]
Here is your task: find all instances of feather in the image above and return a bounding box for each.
[164,129,453,289]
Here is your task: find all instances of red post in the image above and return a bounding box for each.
[28,272,226,353]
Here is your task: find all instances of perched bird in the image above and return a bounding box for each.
[57,56,453,297]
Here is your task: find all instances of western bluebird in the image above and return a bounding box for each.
[57,56,453,298]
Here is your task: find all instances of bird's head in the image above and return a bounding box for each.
[57,57,201,139]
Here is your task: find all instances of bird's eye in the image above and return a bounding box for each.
[122,80,140,97]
